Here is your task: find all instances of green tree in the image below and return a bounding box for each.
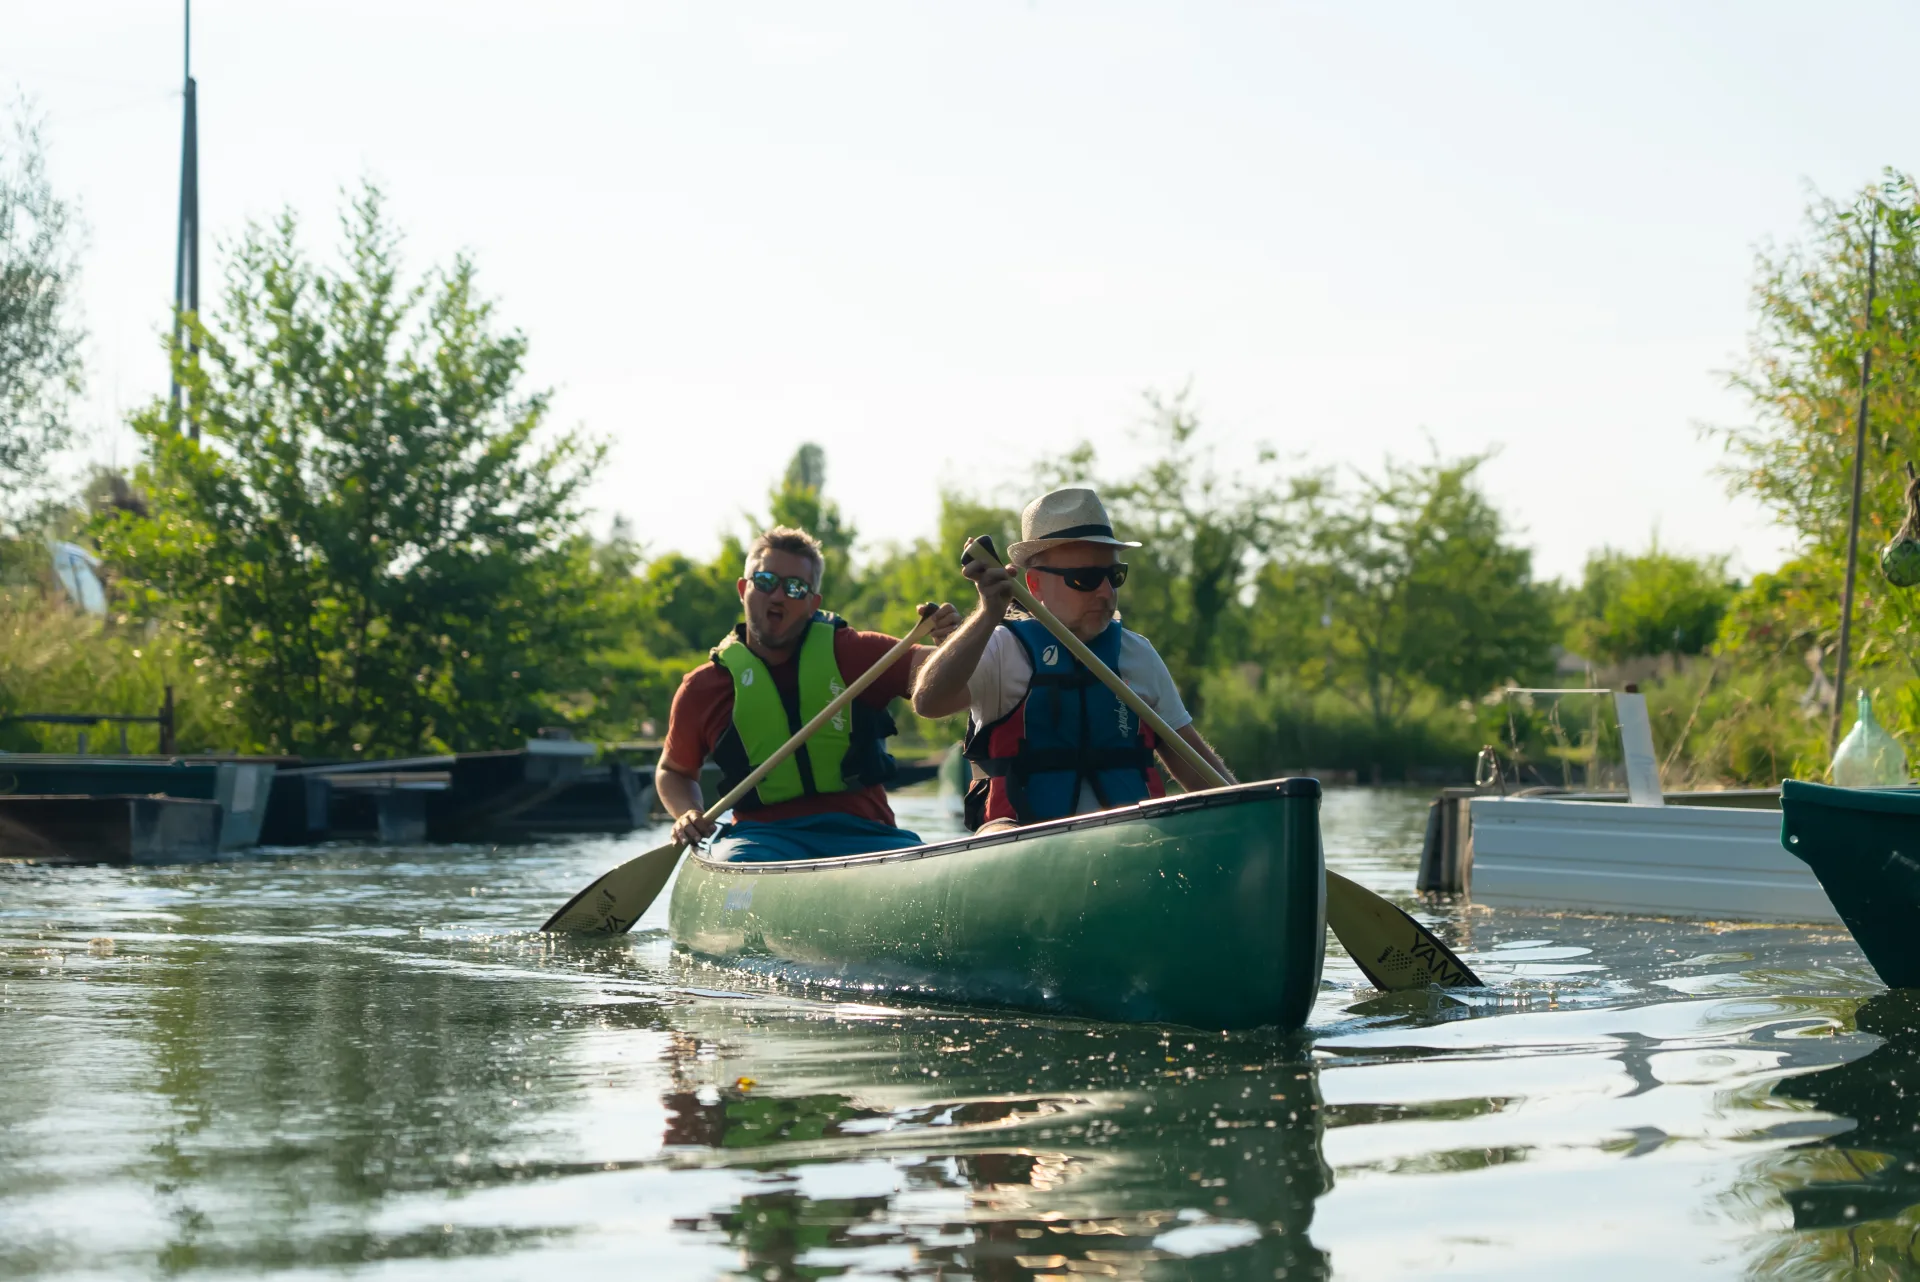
[1264,452,1557,730]
[1723,171,1920,689]
[586,536,745,733]
[1030,389,1292,708]
[631,548,748,654]
[0,103,83,521]
[1566,541,1739,662]
[840,492,1019,634]
[97,186,605,756]
[1099,389,1287,709]
[764,442,857,593]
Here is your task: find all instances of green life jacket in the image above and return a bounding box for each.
[709,612,898,809]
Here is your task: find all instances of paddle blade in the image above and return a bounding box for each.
[1324,869,1483,989]
[541,841,684,934]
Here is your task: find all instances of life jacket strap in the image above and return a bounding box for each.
[973,745,1156,778]
[1026,669,1100,687]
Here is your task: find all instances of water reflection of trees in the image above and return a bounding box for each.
[127,902,607,1271]
[1756,990,1920,1277]
[655,1003,1332,1279]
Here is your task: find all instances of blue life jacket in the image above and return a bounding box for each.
[962,617,1164,828]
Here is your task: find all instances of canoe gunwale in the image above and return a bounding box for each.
[1781,779,1920,817]
[687,776,1321,876]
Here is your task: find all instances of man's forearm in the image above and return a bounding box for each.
[911,606,1000,718]
[655,764,704,819]
[1162,725,1235,791]
[1183,726,1235,783]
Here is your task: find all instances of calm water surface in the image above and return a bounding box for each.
[2,788,1911,1278]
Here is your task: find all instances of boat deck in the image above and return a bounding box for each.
[1470,794,1838,923]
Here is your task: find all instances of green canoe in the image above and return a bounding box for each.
[1780,779,1920,987]
[668,778,1326,1031]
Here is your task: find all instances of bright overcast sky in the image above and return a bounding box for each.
[7,1,1914,581]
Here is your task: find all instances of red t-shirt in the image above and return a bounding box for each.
[660,629,918,826]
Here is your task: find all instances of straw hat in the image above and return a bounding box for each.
[1007,488,1143,565]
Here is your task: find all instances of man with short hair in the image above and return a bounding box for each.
[912,487,1233,831]
[657,525,959,862]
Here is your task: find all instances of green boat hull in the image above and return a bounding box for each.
[1780,779,1920,986]
[668,778,1326,1030]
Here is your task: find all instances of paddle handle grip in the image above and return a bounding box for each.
[963,537,1228,791]
[689,608,940,827]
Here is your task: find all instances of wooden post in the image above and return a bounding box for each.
[1418,787,1477,895]
[159,686,176,755]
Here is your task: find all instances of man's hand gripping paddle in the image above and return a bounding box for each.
[961,535,1481,991]
[541,608,940,934]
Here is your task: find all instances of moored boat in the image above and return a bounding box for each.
[423,741,595,839]
[502,761,652,835]
[0,794,224,864]
[1471,790,1839,923]
[668,778,1326,1031]
[0,755,274,850]
[260,740,597,844]
[1456,686,1840,923]
[1779,779,1920,986]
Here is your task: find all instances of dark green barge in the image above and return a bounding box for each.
[1780,779,1920,987]
[669,778,1326,1031]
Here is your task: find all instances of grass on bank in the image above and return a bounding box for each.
[0,587,241,753]
[1200,669,1482,782]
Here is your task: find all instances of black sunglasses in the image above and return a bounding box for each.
[749,570,817,600]
[1030,563,1128,592]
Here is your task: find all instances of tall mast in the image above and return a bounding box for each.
[1831,213,1879,753]
[169,0,200,439]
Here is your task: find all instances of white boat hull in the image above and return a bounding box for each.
[1468,796,1840,923]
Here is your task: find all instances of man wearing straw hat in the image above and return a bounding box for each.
[912,487,1234,832]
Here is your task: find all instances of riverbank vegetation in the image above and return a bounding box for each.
[5,144,1918,786]
[96,189,613,757]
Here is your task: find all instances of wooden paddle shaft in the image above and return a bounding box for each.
[963,537,1228,791]
[690,609,940,825]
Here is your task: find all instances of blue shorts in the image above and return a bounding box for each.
[708,813,923,863]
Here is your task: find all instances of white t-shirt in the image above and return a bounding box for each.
[968,624,1192,798]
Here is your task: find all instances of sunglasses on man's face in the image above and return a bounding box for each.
[749,570,817,600]
[1030,563,1128,592]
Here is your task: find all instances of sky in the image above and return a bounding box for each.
[4,1,1913,582]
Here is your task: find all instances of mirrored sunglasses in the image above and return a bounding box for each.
[750,570,817,600]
